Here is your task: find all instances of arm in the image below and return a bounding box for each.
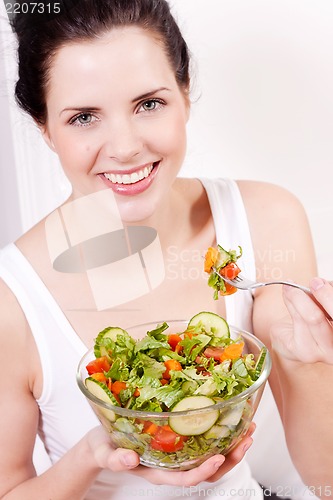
[0,281,104,499]
[270,280,333,495]
[0,280,254,499]
[238,181,328,488]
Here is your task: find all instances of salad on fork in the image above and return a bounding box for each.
[204,245,243,299]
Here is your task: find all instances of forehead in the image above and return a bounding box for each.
[46,27,178,102]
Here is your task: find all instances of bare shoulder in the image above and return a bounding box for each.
[236,179,317,278]
[236,180,307,221]
[0,277,39,377]
[0,279,41,492]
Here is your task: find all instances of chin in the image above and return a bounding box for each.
[116,199,157,224]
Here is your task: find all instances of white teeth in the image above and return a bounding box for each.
[104,164,154,185]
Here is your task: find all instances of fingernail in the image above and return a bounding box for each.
[214,458,224,469]
[310,277,325,291]
[122,455,137,467]
[243,440,253,453]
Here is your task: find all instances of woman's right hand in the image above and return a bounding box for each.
[270,278,333,364]
[86,423,255,486]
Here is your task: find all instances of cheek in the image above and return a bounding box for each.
[153,114,187,157]
[56,134,94,169]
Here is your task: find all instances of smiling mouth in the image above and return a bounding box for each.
[103,162,158,185]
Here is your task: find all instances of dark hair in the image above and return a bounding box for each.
[10,0,190,125]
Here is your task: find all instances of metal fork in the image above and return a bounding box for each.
[212,268,333,320]
[213,268,310,293]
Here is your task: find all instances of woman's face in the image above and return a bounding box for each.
[42,27,189,222]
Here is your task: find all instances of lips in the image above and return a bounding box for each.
[100,161,159,195]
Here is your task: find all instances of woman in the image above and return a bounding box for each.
[0,0,327,498]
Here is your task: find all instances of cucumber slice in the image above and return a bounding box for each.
[85,377,119,422]
[254,347,267,380]
[94,327,128,357]
[216,246,231,268]
[218,401,246,426]
[194,377,217,397]
[204,424,231,440]
[168,395,219,436]
[181,380,197,395]
[113,417,136,434]
[188,312,230,338]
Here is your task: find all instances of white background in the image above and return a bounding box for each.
[1,0,333,276]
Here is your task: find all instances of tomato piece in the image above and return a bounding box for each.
[150,426,185,452]
[167,334,182,351]
[220,262,241,280]
[163,359,182,380]
[86,356,111,375]
[203,346,225,361]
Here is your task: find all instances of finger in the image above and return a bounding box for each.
[283,285,325,324]
[206,423,256,483]
[95,443,140,472]
[134,454,225,487]
[310,278,333,318]
[281,285,333,361]
[206,436,254,483]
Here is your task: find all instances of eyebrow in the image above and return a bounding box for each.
[131,87,171,103]
[60,107,100,117]
[60,87,171,116]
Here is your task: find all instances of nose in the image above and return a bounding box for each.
[103,117,142,163]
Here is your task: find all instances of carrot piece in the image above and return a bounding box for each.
[204,247,219,273]
[160,378,169,385]
[144,422,158,435]
[111,380,127,394]
[133,388,140,397]
[91,372,107,383]
[163,359,182,380]
[220,342,245,361]
[164,359,182,370]
[219,283,238,296]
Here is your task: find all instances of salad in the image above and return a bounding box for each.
[83,312,267,466]
[204,245,242,298]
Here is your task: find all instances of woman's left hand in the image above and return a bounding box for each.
[270,278,333,363]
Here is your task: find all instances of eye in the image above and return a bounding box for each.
[138,99,164,113]
[69,112,99,127]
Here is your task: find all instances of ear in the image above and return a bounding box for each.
[39,124,57,152]
[185,100,191,123]
[183,88,191,123]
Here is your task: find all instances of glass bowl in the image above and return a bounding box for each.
[77,320,271,470]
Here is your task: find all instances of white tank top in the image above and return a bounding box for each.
[0,178,314,499]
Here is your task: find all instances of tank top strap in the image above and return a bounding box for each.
[199,178,255,329]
